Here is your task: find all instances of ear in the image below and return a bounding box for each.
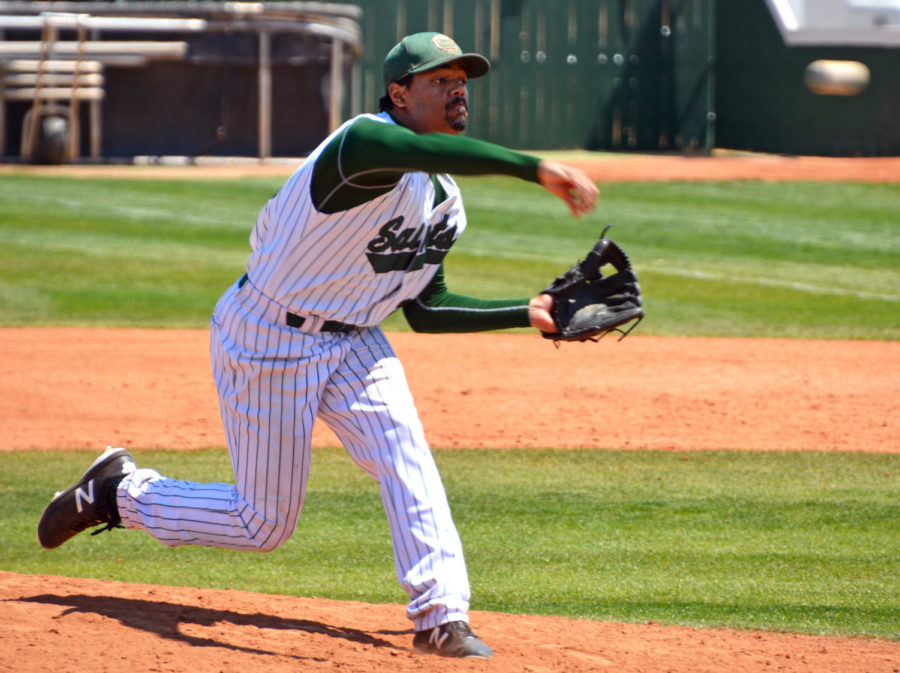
[388,81,409,108]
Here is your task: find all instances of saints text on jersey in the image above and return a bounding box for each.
[366,214,458,273]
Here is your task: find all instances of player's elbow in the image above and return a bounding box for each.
[402,301,442,333]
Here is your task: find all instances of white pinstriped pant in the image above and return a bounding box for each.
[117,277,471,629]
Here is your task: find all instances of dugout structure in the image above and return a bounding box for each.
[0,1,362,161]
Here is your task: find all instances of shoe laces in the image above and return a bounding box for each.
[443,621,475,637]
[90,521,124,536]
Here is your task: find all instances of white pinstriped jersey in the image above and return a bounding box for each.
[246,112,466,327]
[112,105,540,634]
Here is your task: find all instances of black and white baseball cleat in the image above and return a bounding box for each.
[37,447,136,549]
[413,621,493,658]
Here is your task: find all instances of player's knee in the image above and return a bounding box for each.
[250,535,287,553]
[243,520,292,552]
[236,500,299,552]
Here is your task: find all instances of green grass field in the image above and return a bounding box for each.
[2,448,898,639]
[0,175,897,338]
[0,174,898,640]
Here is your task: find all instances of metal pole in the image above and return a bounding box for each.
[350,59,361,118]
[258,28,271,159]
[24,19,56,160]
[66,14,88,161]
[90,93,102,159]
[90,26,102,159]
[705,0,717,153]
[0,26,5,159]
[329,38,343,132]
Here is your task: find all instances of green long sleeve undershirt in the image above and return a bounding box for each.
[311,116,542,213]
[401,264,531,332]
[310,115,538,333]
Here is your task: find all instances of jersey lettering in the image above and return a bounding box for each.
[366,214,457,273]
[367,217,421,252]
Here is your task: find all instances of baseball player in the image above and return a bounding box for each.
[38,32,598,658]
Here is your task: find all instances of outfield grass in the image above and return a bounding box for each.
[0,175,897,338]
[2,448,897,639]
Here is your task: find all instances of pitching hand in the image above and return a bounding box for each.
[536,160,599,218]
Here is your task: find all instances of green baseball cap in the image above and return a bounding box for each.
[383,32,490,90]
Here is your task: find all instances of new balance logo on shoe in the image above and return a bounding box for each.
[37,447,136,549]
[74,481,95,513]
[429,628,451,650]
[412,621,493,658]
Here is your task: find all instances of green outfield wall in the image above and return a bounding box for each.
[1,1,897,158]
[352,0,898,156]
[352,0,716,152]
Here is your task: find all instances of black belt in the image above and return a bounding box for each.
[238,273,357,333]
[285,312,357,333]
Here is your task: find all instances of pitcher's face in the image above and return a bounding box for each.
[389,63,470,134]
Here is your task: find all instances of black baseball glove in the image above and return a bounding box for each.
[540,231,643,343]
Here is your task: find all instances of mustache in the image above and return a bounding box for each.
[447,96,468,111]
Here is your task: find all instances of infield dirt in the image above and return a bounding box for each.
[1,328,898,673]
[1,153,898,672]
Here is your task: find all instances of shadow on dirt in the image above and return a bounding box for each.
[16,593,404,659]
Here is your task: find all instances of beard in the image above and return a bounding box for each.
[446,97,468,132]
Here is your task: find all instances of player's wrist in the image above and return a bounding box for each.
[528,294,557,332]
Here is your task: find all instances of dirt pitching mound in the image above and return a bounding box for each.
[3,571,899,673]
